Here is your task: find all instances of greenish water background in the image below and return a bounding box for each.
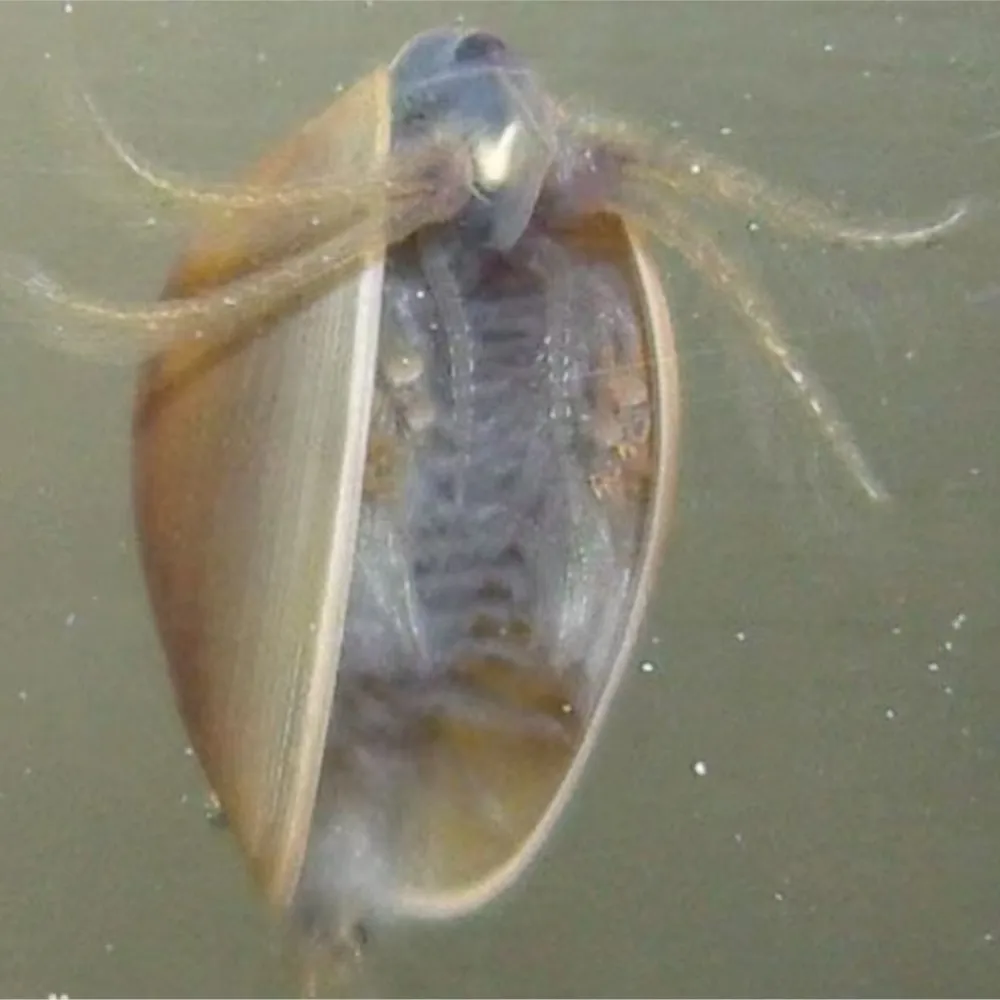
[0,2,997,996]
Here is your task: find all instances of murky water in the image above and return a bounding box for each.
[1,3,998,997]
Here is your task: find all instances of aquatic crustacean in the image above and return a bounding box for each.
[5,24,970,979]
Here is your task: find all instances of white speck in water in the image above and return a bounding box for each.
[222,295,237,307]
[928,661,940,673]
[719,126,733,136]
[17,691,27,702]
[65,612,76,627]
[415,288,426,299]
[862,69,873,79]
[43,51,52,60]
[104,943,114,954]
[62,2,72,12]
[891,625,902,636]
[742,91,753,101]
[23,766,32,778]
[746,221,760,233]
[944,685,955,696]
[255,49,268,64]
[985,931,995,943]
[734,831,744,844]
[689,162,702,176]
[735,630,746,642]
[310,215,321,227]
[823,42,835,53]
[560,702,573,715]
[334,82,344,94]
[669,119,682,130]
[651,635,661,646]
[184,746,194,757]
[904,348,916,361]
[894,12,905,24]
[692,760,708,777]
[970,466,981,477]
[885,708,896,720]
[144,216,158,228]
[952,612,967,631]
[47,994,69,999]
[180,793,189,804]
[639,660,655,674]
[774,891,785,902]
[944,640,954,652]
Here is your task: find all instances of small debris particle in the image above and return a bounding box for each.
[205,791,228,829]
[692,760,708,777]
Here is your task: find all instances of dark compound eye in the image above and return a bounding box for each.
[454,31,507,64]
